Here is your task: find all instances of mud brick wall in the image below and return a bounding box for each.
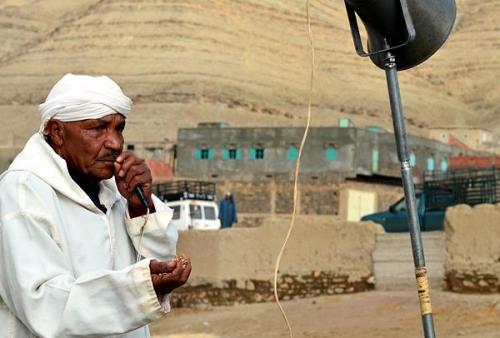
[217,181,272,213]
[216,180,348,216]
[173,217,382,307]
[171,273,374,307]
[300,181,340,215]
[445,204,500,293]
[275,182,294,214]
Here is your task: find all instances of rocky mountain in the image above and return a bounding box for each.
[0,0,498,145]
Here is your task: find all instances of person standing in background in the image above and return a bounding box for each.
[219,191,238,229]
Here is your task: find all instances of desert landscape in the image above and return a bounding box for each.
[0,0,499,146]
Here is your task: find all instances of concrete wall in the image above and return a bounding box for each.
[445,204,500,293]
[215,179,402,220]
[176,126,462,182]
[171,217,383,307]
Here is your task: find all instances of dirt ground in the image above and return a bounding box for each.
[151,289,500,338]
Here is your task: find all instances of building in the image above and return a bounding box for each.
[176,125,469,182]
[428,127,500,154]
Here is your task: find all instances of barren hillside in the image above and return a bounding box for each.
[0,0,498,145]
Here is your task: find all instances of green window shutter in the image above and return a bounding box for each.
[325,147,338,161]
[427,158,435,171]
[440,159,448,172]
[223,149,230,160]
[236,149,242,160]
[249,148,256,160]
[208,149,214,160]
[287,147,298,160]
[409,153,416,167]
[338,118,350,128]
[194,149,202,160]
[372,149,379,172]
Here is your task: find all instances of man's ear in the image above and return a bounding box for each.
[45,120,65,147]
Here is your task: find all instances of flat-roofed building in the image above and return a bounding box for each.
[176,125,472,182]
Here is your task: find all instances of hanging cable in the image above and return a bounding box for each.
[272,1,315,337]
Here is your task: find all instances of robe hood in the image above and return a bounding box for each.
[2,133,121,212]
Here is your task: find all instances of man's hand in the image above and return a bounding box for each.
[150,255,192,295]
[113,151,155,217]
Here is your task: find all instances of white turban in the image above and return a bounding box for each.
[38,73,132,131]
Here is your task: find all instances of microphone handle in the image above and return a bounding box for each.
[135,185,149,210]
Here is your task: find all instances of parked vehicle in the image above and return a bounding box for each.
[361,168,500,232]
[165,199,221,231]
[153,180,221,231]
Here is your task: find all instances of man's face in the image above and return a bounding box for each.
[57,113,126,180]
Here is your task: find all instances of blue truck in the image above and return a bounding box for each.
[361,169,499,232]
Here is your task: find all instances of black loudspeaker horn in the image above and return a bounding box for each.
[345,0,456,70]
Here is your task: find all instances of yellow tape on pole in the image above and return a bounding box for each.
[415,267,433,315]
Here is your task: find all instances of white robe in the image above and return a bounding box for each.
[0,133,178,337]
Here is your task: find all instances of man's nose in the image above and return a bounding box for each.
[104,130,123,150]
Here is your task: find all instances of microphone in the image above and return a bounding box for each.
[111,152,150,210]
[135,185,149,210]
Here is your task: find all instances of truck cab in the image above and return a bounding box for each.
[361,192,447,232]
[361,168,499,232]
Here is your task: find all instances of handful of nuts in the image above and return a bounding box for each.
[174,255,190,268]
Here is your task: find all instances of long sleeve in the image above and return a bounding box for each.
[126,195,178,260]
[0,173,166,337]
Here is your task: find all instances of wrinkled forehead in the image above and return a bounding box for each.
[76,113,127,124]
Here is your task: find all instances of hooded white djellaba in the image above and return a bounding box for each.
[0,74,178,337]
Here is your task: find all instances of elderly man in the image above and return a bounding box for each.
[0,74,190,337]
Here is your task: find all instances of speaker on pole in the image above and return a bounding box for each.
[342,1,457,337]
[345,0,456,70]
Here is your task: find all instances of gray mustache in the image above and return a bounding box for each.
[96,152,119,161]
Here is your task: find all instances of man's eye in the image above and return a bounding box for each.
[92,125,106,131]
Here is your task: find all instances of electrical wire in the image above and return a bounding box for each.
[272,1,315,337]
[136,207,150,263]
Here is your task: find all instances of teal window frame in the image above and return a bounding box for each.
[338,118,351,128]
[372,149,379,172]
[250,147,264,160]
[325,146,338,161]
[287,147,298,160]
[409,152,416,167]
[223,148,241,160]
[195,148,213,160]
[427,157,435,171]
[440,159,448,172]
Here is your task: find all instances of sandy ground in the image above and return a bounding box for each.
[150,290,500,338]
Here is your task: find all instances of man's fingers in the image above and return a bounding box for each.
[126,170,149,193]
[179,264,192,282]
[150,259,177,274]
[151,255,192,294]
[118,156,142,179]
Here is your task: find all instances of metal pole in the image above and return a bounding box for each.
[383,50,436,338]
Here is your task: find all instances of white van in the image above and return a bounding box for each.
[166,199,221,231]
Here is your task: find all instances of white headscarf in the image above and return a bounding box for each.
[38,73,132,132]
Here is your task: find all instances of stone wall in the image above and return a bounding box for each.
[445,204,500,293]
[171,216,383,307]
[216,179,401,220]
